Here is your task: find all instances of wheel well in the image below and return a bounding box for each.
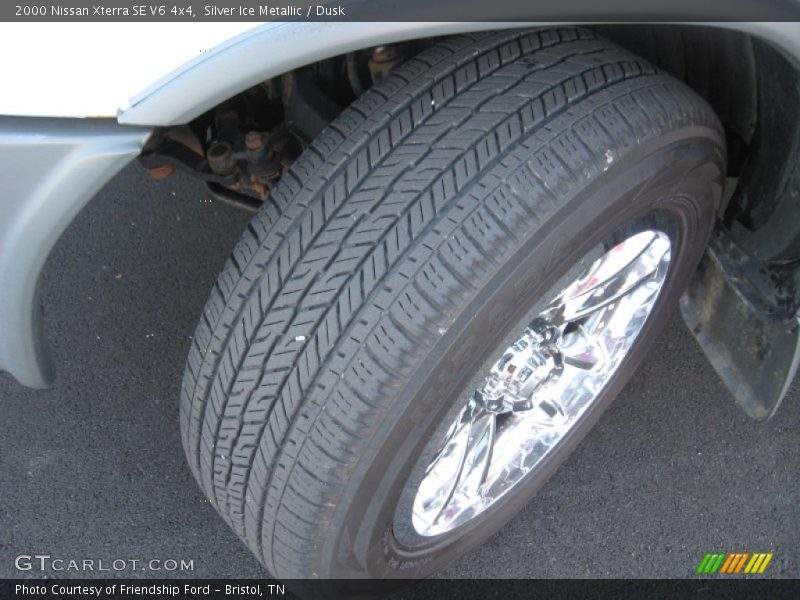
[598,25,758,180]
[140,24,796,240]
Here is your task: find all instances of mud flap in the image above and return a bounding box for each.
[681,227,800,420]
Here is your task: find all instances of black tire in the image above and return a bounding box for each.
[180,27,724,583]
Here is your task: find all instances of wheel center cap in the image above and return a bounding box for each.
[476,321,564,414]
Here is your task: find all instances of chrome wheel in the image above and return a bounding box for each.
[411,229,672,537]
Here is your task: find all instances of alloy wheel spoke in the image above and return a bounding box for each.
[544,232,669,325]
[558,324,609,371]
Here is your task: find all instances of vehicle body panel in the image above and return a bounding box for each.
[0,23,260,119]
[121,21,800,126]
[0,118,150,387]
[1,22,798,123]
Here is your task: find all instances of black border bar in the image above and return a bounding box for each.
[3,0,800,22]
[3,579,800,600]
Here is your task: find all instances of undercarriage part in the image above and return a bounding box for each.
[346,52,367,97]
[368,46,404,83]
[206,141,236,175]
[205,182,261,214]
[140,43,414,212]
[139,135,237,186]
[140,105,297,210]
[282,70,342,145]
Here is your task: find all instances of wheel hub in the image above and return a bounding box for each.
[410,229,672,537]
[476,321,564,414]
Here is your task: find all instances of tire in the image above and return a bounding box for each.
[180,27,725,584]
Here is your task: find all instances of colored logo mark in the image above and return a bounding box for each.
[696,552,774,574]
